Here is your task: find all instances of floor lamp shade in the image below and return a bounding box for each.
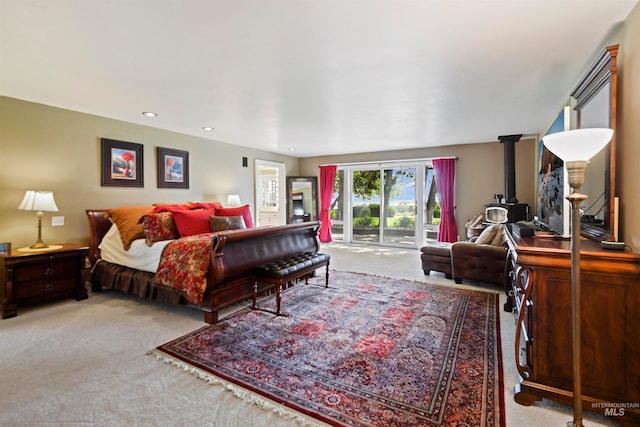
[542,128,613,162]
[18,191,59,249]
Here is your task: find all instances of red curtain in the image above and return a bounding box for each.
[433,158,458,243]
[319,165,337,242]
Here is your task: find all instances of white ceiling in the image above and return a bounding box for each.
[1,0,637,157]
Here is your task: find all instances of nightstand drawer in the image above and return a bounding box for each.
[13,259,78,283]
[14,276,76,302]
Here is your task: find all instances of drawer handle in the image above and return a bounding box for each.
[44,284,54,292]
[44,268,55,276]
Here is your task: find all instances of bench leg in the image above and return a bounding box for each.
[253,279,284,316]
[252,280,258,310]
[325,263,330,287]
[276,284,282,315]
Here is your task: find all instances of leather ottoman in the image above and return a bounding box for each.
[420,242,452,279]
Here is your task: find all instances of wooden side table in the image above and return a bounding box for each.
[0,243,89,319]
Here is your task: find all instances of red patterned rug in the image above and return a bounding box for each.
[151,271,504,426]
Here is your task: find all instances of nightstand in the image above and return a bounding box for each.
[0,243,89,319]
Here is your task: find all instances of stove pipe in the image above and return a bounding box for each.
[498,134,522,204]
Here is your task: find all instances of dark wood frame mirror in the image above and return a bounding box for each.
[286,176,319,223]
[570,44,618,241]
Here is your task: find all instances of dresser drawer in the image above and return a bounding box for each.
[14,276,77,302]
[13,259,78,283]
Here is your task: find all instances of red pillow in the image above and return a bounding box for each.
[214,205,254,228]
[188,202,223,210]
[150,203,191,214]
[172,209,215,237]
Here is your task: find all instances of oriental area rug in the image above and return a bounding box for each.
[150,271,505,427]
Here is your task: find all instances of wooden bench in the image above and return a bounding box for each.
[252,252,330,315]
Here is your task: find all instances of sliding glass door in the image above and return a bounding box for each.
[351,169,380,243]
[382,167,416,245]
[346,165,419,247]
[332,161,441,248]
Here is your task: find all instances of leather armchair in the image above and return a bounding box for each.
[450,224,508,288]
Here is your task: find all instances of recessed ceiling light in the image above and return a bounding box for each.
[202,126,214,131]
[142,111,158,117]
[288,147,296,152]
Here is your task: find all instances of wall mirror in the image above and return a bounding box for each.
[570,44,618,241]
[286,176,318,223]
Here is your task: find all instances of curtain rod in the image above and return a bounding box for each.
[319,156,457,168]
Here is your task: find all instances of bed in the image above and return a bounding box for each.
[86,204,323,323]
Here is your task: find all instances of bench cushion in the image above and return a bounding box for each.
[254,252,330,279]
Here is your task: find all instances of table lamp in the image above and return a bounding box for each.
[226,194,242,207]
[18,190,59,249]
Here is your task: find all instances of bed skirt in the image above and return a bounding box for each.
[91,259,184,304]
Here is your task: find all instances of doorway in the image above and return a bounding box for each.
[254,160,286,226]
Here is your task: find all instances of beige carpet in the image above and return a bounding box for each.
[0,242,619,426]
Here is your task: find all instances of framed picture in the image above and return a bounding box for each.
[101,138,144,187]
[157,147,189,189]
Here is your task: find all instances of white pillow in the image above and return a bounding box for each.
[474,224,504,246]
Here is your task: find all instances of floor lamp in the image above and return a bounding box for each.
[542,128,613,427]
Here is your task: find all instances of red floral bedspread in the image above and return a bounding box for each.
[155,233,212,304]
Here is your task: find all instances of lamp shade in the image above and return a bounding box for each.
[542,128,613,162]
[17,191,59,212]
[226,194,241,207]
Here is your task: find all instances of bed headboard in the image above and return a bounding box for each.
[85,209,111,266]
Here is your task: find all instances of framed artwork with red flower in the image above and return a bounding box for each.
[101,138,144,187]
[157,147,189,189]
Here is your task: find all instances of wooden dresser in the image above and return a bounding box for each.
[505,228,640,426]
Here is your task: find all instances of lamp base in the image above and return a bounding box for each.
[30,242,49,249]
[18,244,62,252]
